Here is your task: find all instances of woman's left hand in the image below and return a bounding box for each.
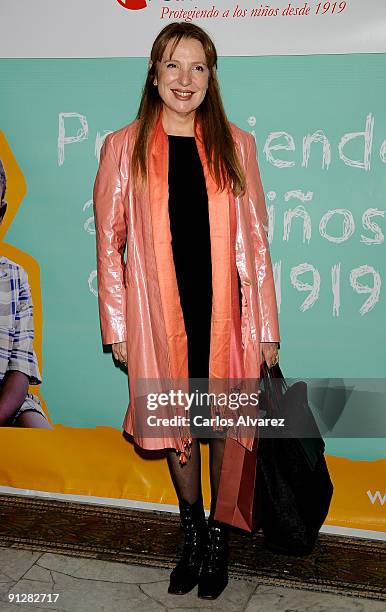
[260,342,279,368]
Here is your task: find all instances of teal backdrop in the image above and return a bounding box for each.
[0,53,385,460]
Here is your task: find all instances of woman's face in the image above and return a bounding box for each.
[154,37,209,120]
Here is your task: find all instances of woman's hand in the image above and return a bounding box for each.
[260,342,279,368]
[112,341,128,367]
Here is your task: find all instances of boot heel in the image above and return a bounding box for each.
[197,518,229,600]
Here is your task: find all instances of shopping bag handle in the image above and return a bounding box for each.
[260,361,288,393]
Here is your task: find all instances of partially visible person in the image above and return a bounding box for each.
[0,159,51,428]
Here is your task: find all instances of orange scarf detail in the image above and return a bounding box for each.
[148,113,244,462]
[149,113,243,378]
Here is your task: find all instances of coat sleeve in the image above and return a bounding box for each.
[245,133,280,344]
[93,135,127,345]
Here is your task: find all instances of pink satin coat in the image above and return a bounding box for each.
[93,113,280,460]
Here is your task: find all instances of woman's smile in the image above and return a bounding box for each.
[171,89,195,100]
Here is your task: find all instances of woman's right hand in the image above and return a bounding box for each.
[112,341,127,367]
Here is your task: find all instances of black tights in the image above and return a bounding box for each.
[166,437,226,517]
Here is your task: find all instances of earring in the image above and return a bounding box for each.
[153,79,157,86]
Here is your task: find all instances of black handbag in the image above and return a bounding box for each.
[256,362,334,555]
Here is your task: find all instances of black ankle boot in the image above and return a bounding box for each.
[197,517,229,600]
[168,496,208,595]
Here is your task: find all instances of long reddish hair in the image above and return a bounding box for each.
[132,22,246,196]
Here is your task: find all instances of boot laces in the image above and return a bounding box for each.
[203,524,228,572]
[180,520,206,565]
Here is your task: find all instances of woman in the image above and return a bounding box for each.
[93,22,280,600]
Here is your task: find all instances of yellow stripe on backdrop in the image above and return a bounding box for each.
[0,425,385,533]
[0,426,182,504]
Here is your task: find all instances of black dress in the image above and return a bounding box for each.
[168,136,244,437]
[167,135,212,380]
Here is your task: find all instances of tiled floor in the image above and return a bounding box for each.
[0,547,384,611]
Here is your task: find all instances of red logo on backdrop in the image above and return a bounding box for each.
[116,0,147,10]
